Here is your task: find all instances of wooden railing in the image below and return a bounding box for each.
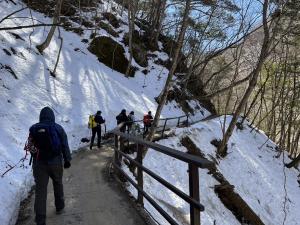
[111,124,213,225]
[126,114,189,139]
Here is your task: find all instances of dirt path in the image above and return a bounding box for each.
[16,145,148,225]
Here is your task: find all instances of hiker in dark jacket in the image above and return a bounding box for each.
[127,111,135,131]
[29,107,71,225]
[116,109,129,132]
[90,111,105,150]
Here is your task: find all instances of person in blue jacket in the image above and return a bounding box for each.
[29,107,71,225]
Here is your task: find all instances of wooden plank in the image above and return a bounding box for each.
[113,161,180,225]
[114,134,120,166]
[136,144,144,206]
[116,148,205,211]
[188,148,200,225]
[112,129,213,169]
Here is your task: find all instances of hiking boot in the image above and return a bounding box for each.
[56,208,65,215]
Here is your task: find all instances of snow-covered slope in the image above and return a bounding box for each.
[133,116,300,225]
[0,1,210,224]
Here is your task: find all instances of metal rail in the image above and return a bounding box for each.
[111,123,213,225]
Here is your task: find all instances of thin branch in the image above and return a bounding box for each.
[0,7,28,24]
[0,23,60,31]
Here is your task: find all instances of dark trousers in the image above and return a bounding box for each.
[33,164,64,225]
[143,124,151,134]
[90,126,101,148]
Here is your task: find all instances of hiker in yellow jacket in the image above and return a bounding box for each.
[88,111,105,150]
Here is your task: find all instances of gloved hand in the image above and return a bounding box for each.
[64,161,71,169]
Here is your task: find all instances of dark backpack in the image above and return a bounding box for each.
[116,114,121,124]
[30,123,62,161]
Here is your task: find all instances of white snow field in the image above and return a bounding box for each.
[0,1,210,224]
[129,116,300,225]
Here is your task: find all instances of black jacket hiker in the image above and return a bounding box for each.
[90,111,105,149]
[116,109,129,132]
[29,107,71,225]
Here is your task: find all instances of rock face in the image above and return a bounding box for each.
[99,22,119,37]
[123,32,148,67]
[102,12,120,28]
[88,36,135,77]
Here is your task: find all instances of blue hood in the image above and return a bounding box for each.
[39,107,55,123]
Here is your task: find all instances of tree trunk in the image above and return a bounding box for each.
[36,0,63,53]
[125,0,135,77]
[143,0,191,156]
[286,152,300,168]
[217,0,272,157]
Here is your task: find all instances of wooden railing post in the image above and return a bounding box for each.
[162,119,168,138]
[187,115,189,127]
[119,135,125,163]
[127,126,130,146]
[114,134,120,166]
[136,144,144,206]
[188,149,200,225]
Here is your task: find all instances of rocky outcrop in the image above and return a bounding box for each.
[123,32,148,67]
[88,36,136,77]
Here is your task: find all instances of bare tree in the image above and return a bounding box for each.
[36,0,63,53]
[125,0,138,77]
[217,0,281,156]
[145,0,192,151]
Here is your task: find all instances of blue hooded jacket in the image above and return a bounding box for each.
[29,107,72,165]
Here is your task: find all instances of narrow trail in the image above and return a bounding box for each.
[16,145,148,225]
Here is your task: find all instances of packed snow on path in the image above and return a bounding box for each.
[125,116,300,225]
[0,1,210,224]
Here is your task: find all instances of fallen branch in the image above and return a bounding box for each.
[1,157,27,178]
[0,7,28,24]
[0,23,60,31]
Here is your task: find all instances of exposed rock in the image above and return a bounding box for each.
[8,32,25,41]
[102,12,120,28]
[123,32,148,67]
[2,49,11,56]
[166,87,195,115]
[23,0,97,16]
[81,19,94,28]
[88,36,136,77]
[159,34,187,73]
[0,63,18,79]
[64,26,84,36]
[154,58,171,69]
[185,77,217,114]
[142,69,149,75]
[99,22,119,37]
[132,44,148,67]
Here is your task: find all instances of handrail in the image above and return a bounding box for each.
[111,114,190,139]
[113,129,212,169]
[111,119,213,225]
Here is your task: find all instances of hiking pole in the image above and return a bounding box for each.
[29,155,33,166]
